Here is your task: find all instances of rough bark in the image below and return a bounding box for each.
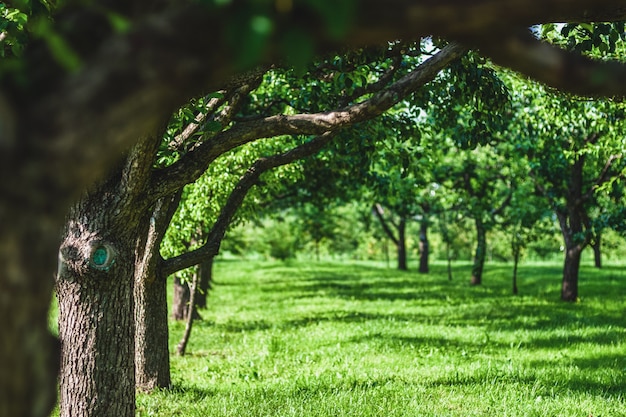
[470,217,487,286]
[56,192,141,417]
[55,135,160,416]
[134,270,170,391]
[134,194,181,392]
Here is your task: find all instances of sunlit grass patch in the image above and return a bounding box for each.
[137,259,626,416]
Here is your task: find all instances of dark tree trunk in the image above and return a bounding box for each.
[195,258,213,309]
[172,276,190,321]
[171,275,202,321]
[562,246,582,302]
[512,246,520,295]
[418,220,429,274]
[176,269,199,356]
[470,218,487,285]
[397,217,408,271]
[0,224,60,417]
[56,197,140,417]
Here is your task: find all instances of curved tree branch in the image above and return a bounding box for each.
[149,42,468,201]
[160,131,336,277]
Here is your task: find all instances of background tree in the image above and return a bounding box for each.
[509,74,626,301]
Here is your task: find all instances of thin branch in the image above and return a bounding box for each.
[579,153,623,204]
[372,204,400,246]
[168,92,226,151]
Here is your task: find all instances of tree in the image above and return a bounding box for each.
[55,43,467,416]
[4,2,626,416]
[508,79,626,301]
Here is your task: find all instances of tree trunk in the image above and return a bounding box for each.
[56,200,139,417]
[0,225,60,417]
[171,275,202,321]
[562,245,582,302]
[176,269,199,356]
[418,219,429,273]
[134,272,170,392]
[134,194,181,392]
[397,217,408,271]
[195,258,213,310]
[172,276,190,321]
[470,217,487,285]
[512,246,520,295]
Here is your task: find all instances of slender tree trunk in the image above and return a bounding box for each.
[592,233,602,269]
[397,217,408,271]
[470,217,487,285]
[512,246,520,295]
[418,219,429,273]
[195,258,213,309]
[56,197,140,417]
[134,194,181,392]
[134,272,170,392]
[176,269,200,356]
[556,206,586,302]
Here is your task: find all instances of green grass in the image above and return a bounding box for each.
[136,260,626,417]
